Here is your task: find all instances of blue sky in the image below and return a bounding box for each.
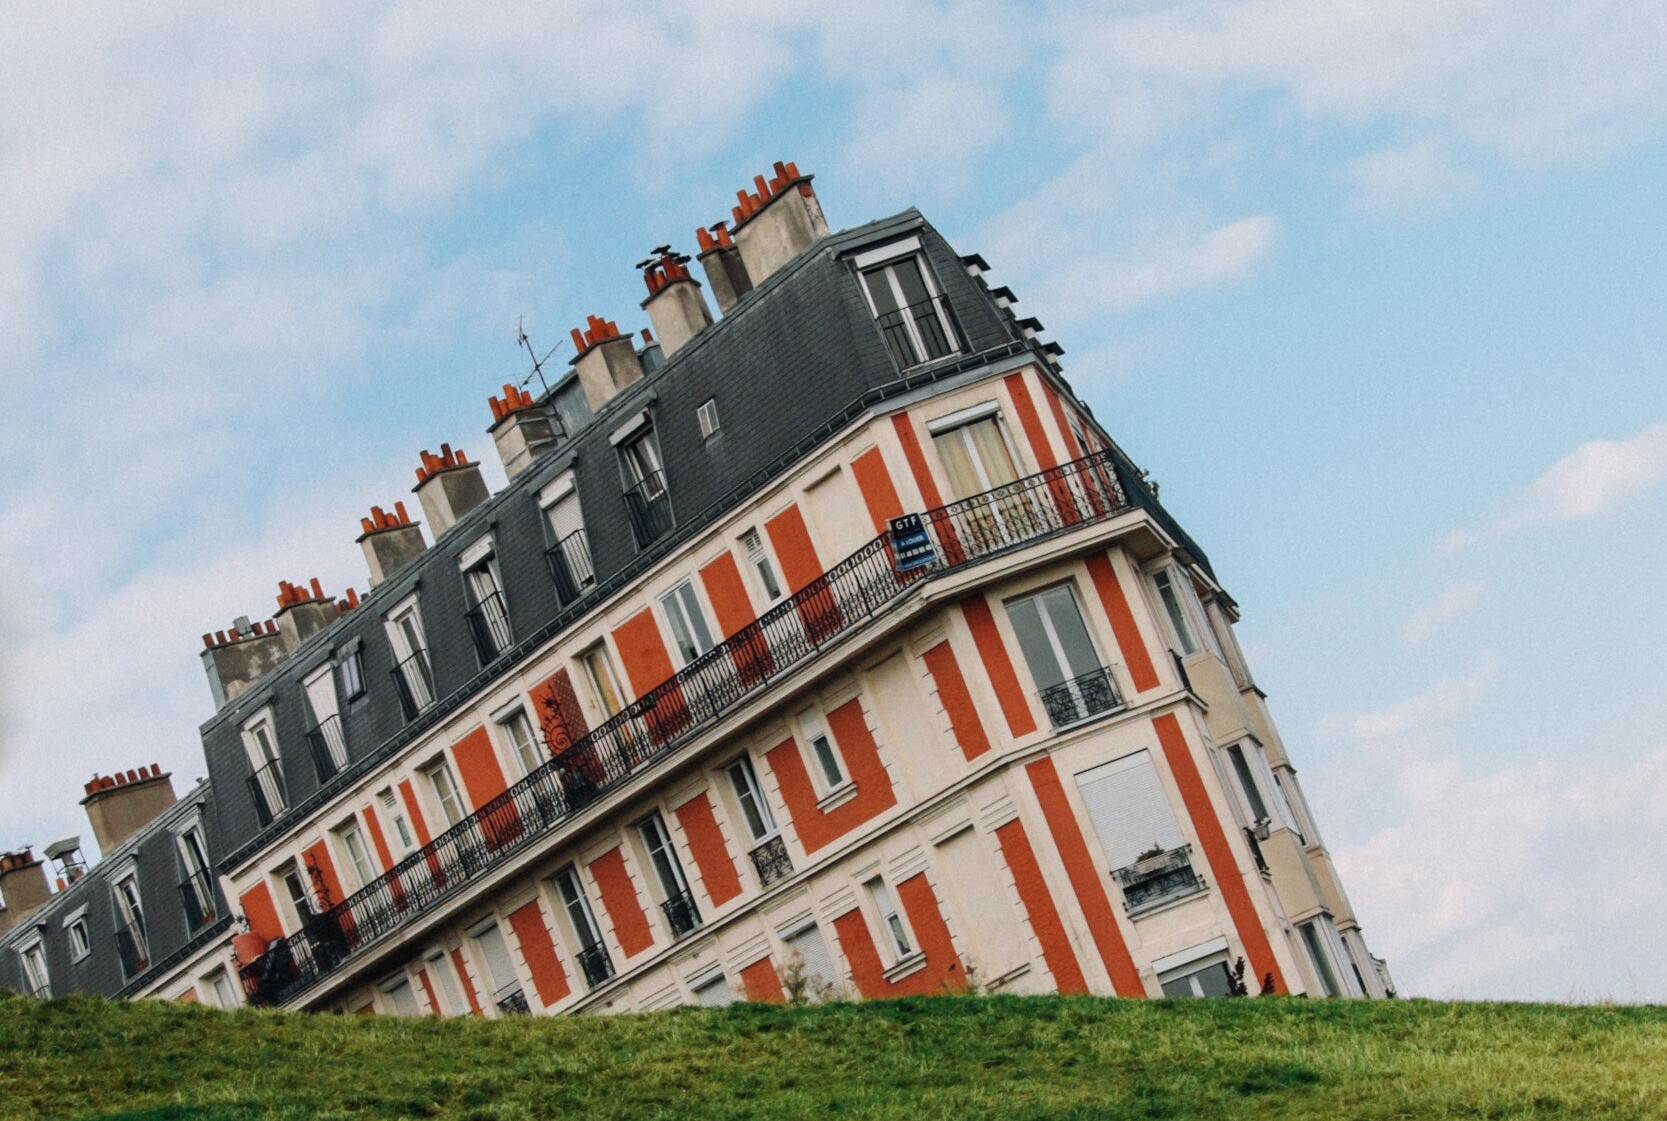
[2,2,1664,1001]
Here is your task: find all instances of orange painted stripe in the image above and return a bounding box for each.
[959,595,1037,738]
[612,608,677,699]
[832,873,963,999]
[922,640,991,760]
[415,968,443,1016]
[765,503,822,593]
[452,725,521,848]
[851,446,904,534]
[764,698,898,855]
[739,957,786,1003]
[1083,552,1160,693]
[699,550,757,639]
[995,819,1087,995]
[176,988,200,1005]
[398,780,433,846]
[449,947,484,1016]
[361,804,396,873]
[1039,380,1085,459]
[1003,371,1060,469]
[302,839,347,908]
[507,899,571,1007]
[674,791,743,907]
[239,883,284,944]
[1151,713,1286,994]
[890,412,945,507]
[589,846,654,957]
[1024,757,1145,997]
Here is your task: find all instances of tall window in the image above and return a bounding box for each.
[864,877,913,962]
[620,428,672,548]
[498,706,543,778]
[741,529,783,604]
[67,917,91,961]
[858,250,959,368]
[337,646,366,701]
[425,760,466,828]
[336,821,377,890]
[20,942,50,998]
[462,549,513,664]
[542,481,594,603]
[379,789,417,856]
[929,411,1020,501]
[555,866,614,987]
[1153,569,1199,656]
[303,665,348,780]
[1006,583,1119,727]
[1225,743,1270,824]
[113,874,149,974]
[382,976,421,1017]
[726,755,777,843]
[795,711,848,794]
[660,581,716,666]
[1300,920,1344,998]
[639,812,699,936]
[581,644,628,721]
[241,712,287,822]
[386,602,435,716]
[279,860,315,926]
[177,824,215,926]
[205,968,238,1009]
[469,920,525,1011]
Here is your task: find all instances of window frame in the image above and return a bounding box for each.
[337,644,366,702]
[741,528,784,605]
[112,871,149,972]
[553,865,604,953]
[384,595,435,713]
[66,914,92,962]
[863,876,916,966]
[424,758,467,829]
[335,819,377,891]
[240,708,287,818]
[19,937,51,998]
[637,811,692,904]
[379,789,417,857]
[696,397,721,440]
[852,238,960,369]
[658,579,717,668]
[494,703,545,779]
[795,709,850,799]
[725,754,778,844]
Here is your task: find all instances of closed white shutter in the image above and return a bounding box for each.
[1073,750,1185,870]
[472,922,519,998]
[785,924,838,990]
[693,974,734,1007]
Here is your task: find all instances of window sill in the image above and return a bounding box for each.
[1046,702,1128,735]
[1123,882,1210,920]
[883,952,927,984]
[816,783,858,813]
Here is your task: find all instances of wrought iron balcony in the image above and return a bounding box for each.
[114,923,150,978]
[465,591,514,666]
[495,987,531,1015]
[305,716,348,784]
[576,941,614,989]
[749,835,793,888]
[178,871,218,931]
[1112,845,1205,914]
[875,295,963,370]
[390,651,435,722]
[245,760,288,827]
[624,472,674,549]
[238,450,1130,1007]
[1039,666,1124,729]
[544,529,595,607]
[1244,825,1270,874]
[661,888,701,938]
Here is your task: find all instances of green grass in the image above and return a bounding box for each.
[2,991,1664,1120]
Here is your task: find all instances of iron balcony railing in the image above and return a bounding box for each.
[115,923,150,978]
[465,591,514,666]
[875,295,963,370]
[624,472,675,549]
[178,871,218,931]
[1113,845,1205,914]
[390,651,435,722]
[1039,666,1125,729]
[749,835,793,888]
[495,988,531,1015]
[238,450,1129,1006]
[544,529,595,607]
[305,716,348,784]
[1244,825,1270,875]
[576,941,614,989]
[661,888,701,939]
[246,760,288,827]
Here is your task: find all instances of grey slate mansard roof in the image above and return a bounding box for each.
[1,781,231,999]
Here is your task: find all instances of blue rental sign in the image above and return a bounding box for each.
[889,514,936,572]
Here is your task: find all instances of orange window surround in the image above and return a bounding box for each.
[832,873,964,999]
[589,846,654,958]
[763,698,897,855]
[994,818,1087,995]
[739,957,787,1003]
[921,640,991,761]
[507,900,572,1007]
[1083,552,1161,693]
[673,791,743,907]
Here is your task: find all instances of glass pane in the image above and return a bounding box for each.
[1194,963,1235,998]
[932,427,984,500]
[964,418,1019,486]
[1156,573,1198,655]
[1007,596,1066,689]
[811,736,844,788]
[1040,585,1099,680]
[889,257,932,307]
[676,585,715,653]
[861,266,901,314]
[1227,745,1269,821]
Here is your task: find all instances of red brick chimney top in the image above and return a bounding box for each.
[335,587,361,615]
[415,443,470,486]
[728,160,811,230]
[359,501,415,538]
[0,848,38,874]
[275,577,329,611]
[202,619,280,650]
[640,247,694,297]
[82,764,168,799]
[488,383,538,425]
[568,314,623,358]
[695,222,737,254]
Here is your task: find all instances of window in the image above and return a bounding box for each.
[337,646,366,701]
[1159,953,1236,998]
[205,967,238,1009]
[385,601,435,717]
[929,410,1020,501]
[336,822,376,890]
[1300,920,1343,998]
[382,976,421,1017]
[1225,743,1270,824]
[864,877,914,963]
[697,398,721,440]
[797,711,848,794]
[1074,750,1203,913]
[113,873,149,975]
[1006,584,1118,727]
[425,760,466,828]
[726,756,777,843]
[67,917,91,961]
[639,812,699,936]
[554,866,612,986]
[177,824,215,927]
[620,428,672,548]
[660,580,716,666]
[302,665,347,781]
[241,712,287,823]
[469,920,525,1011]
[581,644,627,721]
[379,789,416,856]
[278,860,315,926]
[857,247,959,368]
[20,941,50,998]
[425,950,467,1015]
[691,972,734,1007]
[541,477,594,603]
[783,923,838,999]
[742,529,784,604]
[462,549,513,664]
[1153,569,1199,657]
[497,706,544,778]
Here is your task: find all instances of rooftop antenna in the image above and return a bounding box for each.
[515,316,563,398]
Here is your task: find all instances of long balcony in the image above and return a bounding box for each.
[240,450,1130,1006]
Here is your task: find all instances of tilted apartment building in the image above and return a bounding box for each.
[2,162,1392,1014]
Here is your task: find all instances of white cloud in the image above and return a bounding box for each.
[1349,138,1478,213]
[1345,657,1493,742]
[1404,578,1488,644]
[846,76,1010,197]
[1441,422,1667,551]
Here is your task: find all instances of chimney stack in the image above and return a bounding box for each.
[274,577,338,650]
[201,616,288,707]
[80,765,178,857]
[569,315,644,412]
[487,384,561,480]
[696,222,753,314]
[0,848,51,935]
[358,501,426,586]
[729,161,827,287]
[413,443,490,539]
[638,246,713,358]
[44,837,87,886]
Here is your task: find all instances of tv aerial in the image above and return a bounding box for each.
[515,315,564,398]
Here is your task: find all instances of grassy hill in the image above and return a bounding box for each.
[1,991,1663,1121]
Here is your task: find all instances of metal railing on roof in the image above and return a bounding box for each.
[239,450,1129,1006]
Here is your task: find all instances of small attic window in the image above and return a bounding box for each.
[697,398,720,440]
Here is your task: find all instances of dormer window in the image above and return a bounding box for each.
[19,939,50,998]
[112,873,150,977]
[460,537,513,666]
[385,598,435,721]
[303,663,348,783]
[539,473,594,606]
[854,237,961,369]
[618,423,673,549]
[241,710,287,826]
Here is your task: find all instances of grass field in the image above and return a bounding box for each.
[1,991,1664,1120]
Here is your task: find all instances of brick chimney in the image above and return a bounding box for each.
[696,222,752,314]
[487,384,561,480]
[413,443,490,539]
[81,765,177,856]
[274,577,338,650]
[202,616,288,706]
[569,315,644,412]
[0,849,51,935]
[357,501,426,586]
[638,246,713,358]
[729,160,828,287]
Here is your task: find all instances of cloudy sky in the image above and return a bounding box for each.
[2,1,1665,1002]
